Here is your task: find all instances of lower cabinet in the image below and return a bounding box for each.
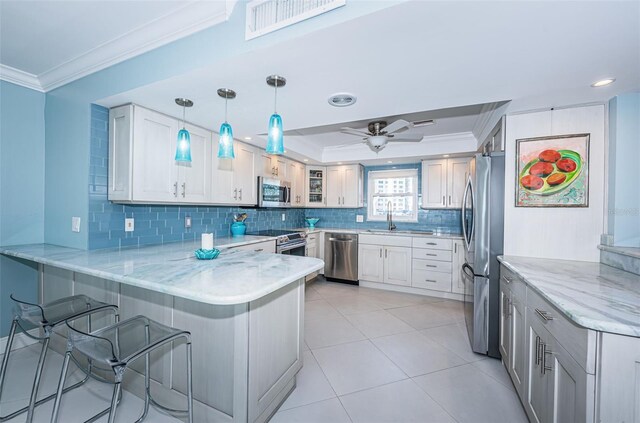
[499,264,640,423]
[451,240,465,294]
[383,246,412,286]
[305,234,320,281]
[358,235,411,286]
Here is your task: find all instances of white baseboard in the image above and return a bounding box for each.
[359,280,465,302]
[0,328,40,353]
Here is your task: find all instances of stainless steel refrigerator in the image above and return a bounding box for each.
[461,152,505,358]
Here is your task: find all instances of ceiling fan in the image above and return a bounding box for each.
[340,119,428,152]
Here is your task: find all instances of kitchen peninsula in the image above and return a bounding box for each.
[1,241,324,423]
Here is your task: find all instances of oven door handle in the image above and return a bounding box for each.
[277,240,307,253]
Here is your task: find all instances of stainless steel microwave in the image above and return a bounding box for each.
[258,177,291,208]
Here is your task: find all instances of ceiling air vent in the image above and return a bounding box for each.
[246,0,346,40]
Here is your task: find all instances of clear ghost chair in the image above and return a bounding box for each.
[51,315,193,423]
[0,294,118,422]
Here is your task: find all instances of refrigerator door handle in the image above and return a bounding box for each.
[461,177,472,251]
[462,263,475,278]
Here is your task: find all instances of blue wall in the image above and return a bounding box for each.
[88,105,305,249]
[304,163,462,233]
[608,92,640,247]
[0,81,45,336]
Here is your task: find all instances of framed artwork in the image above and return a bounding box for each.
[515,133,590,207]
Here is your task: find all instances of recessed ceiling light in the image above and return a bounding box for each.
[244,136,252,140]
[328,93,357,107]
[303,159,309,162]
[443,154,450,158]
[591,78,616,87]
[387,161,393,164]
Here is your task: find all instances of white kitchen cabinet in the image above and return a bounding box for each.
[306,166,326,207]
[110,105,212,204]
[259,154,287,179]
[358,235,411,286]
[288,161,306,206]
[499,279,512,364]
[326,164,364,208]
[305,233,319,281]
[421,158,471,209]
[383,246,412,286]
[509,284,527,397]
[358,244,384,282]
[451,240,465,294]
[211,142,257,206]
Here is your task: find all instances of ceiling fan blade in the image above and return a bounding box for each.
[331,140,368,149]
[382,119,412,135]
[340,127,370,137]
[387,133,424,142]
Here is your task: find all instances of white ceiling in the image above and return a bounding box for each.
[96,0,640,164]
[0,0,234,91]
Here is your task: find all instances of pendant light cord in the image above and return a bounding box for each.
[182,105,186,129]
[225,97,228,123]
[274,80,278,114]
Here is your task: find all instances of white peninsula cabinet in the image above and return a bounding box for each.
[421,157,470,208]
[109,105,212,204]
[499,261,640,423]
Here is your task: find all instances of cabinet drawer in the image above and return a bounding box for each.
[413,248,452,262]
[412,258,452,273]
[412,268,451,292]
[526,287,596,374]
[500,265,526,300]
[412,237,452,250]
[359,234,412,247]
[227,240,276,254]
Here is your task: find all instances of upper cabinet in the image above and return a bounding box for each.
[306,166,327,207]
[421,157,471,209]
[212,143,258,206]
[109,105,212,204]
[288,161,306,207]
[259,154,287,179]
[326,164,364,208]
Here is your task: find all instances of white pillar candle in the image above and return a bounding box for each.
[201,233,214,251]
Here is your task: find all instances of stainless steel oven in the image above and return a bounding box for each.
[258,177,291,208]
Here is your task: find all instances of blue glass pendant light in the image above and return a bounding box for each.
[174,98,193,162]
[265,75,286,155]
[217,88,236,159]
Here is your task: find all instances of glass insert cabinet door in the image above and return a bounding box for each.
[307,168,325,206]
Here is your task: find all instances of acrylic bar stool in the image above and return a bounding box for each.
[0,294,119,422]
[51,315,193,423]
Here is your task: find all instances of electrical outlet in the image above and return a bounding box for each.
[356,215,364,223]
[125,218,135,232]
[71,217,81,233]
[281,213,286,222]
[185,216,192,228]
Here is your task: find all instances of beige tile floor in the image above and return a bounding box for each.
[0,277,528,422]
[273,277,528,423]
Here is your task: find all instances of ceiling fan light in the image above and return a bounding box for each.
[218,122,235,159]
[369,135,387,148]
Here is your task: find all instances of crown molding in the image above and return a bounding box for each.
[0,64,44,92]
[2,1,234,92]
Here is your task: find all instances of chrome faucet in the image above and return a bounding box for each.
[386,201,396,231]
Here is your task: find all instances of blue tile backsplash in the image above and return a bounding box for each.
[89,105,461,250]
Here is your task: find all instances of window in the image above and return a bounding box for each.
[367,169,418,222]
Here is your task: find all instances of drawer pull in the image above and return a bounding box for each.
[254,248,264,252]
[535,308,554,322]
[426,264,437,268]
[426,253,437,257]
[426,242,437,245]
[424,279,436,283]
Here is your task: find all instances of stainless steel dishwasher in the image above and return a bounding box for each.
[324,233,358,284]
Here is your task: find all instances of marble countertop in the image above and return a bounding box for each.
[498,255,640,337]
[598,244,640,259]
[1,242,324,306]
[298,227,463,239]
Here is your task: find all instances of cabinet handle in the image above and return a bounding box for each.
[254,248,264,252]
[454,243,457,253]
[338,197,341,205]
[535,308,554,322]
[385,249,388,258]
[181,182,186,198]
[424,279,436,283]
[443,196,445,206]
[542,343,553,374]
[342,196,345,204]
[535,336,542,367]
[239,189,242,201]
[449,195,452,205]
[233,188,238,200]
[379,248,382,258]
[173,182,178,197]
[425,264,437,268]
[426,253,437,257]
[426,242,437,246]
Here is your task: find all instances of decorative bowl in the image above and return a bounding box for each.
[195,248,220,260]
[305,218,320,229]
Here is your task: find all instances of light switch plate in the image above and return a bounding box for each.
[185,216,192,228]
[356,215,364,223]
[125,218,135,232]
[281,213,286,222]
[71,217,81,233]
